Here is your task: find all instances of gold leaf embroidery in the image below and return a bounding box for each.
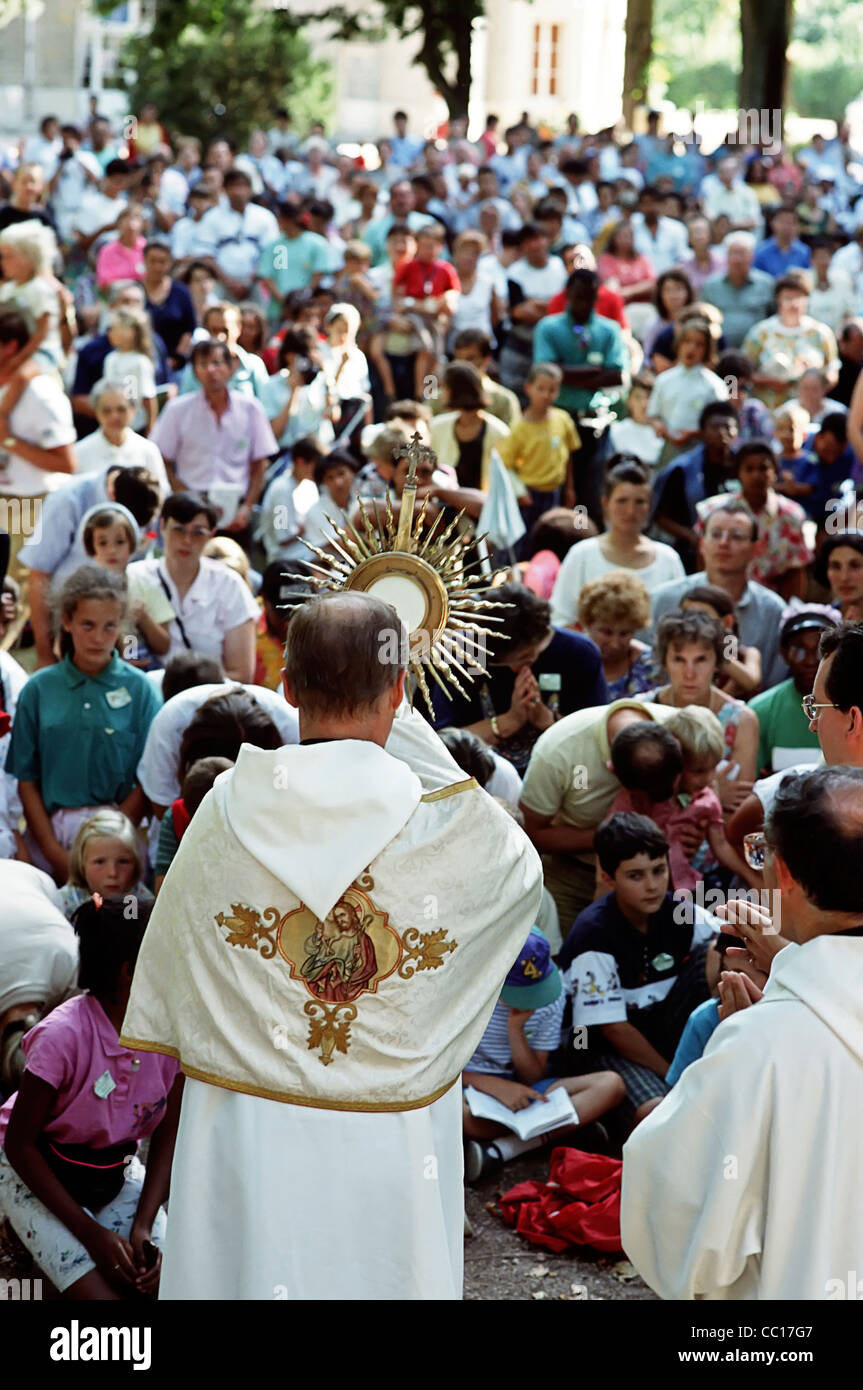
[304,1001,357,1065]
[398,927,458,979]
[215,903,281,960]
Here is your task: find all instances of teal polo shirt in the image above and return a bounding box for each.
[5,654,162,815]
[532,310,626,414]
[748,677,821,777]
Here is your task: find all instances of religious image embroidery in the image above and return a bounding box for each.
[216,873,457,1065]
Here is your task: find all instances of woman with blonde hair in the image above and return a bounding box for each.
[0,218,64,370]
[449,229,503,343]
[575,570,659,700]
[59,808,152,920]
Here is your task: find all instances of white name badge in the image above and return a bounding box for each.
[587,351,604,365]
[93,1070,116,1099]
[105,688,132,709]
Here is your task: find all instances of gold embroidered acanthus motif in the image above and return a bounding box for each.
[216,874,457,1065]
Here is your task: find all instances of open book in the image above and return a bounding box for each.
[465,1085,578,1141]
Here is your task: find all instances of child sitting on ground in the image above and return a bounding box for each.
[558,812,721,1127]
[59,808,153,921]
[462,927,624,1183]
[80,503,172,669]
[0,895,182,1300]
[608,712,758,896]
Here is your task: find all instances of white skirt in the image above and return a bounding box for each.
[159,1077,465,1301]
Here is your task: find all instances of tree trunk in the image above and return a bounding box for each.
[739,0,793,118]
[623,0,653,129]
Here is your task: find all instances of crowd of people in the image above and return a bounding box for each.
[2,97,863,1302]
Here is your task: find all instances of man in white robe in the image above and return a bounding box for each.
[621,765,863,1300]
[122,592,543,1299]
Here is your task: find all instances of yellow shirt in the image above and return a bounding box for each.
[497,409,580,490]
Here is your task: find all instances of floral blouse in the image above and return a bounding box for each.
[741,313,839,411]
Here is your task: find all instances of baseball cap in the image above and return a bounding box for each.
[779,602,840,646]
[501,928,562,1010]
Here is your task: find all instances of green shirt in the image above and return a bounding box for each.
[532,310,626,414]
[748,677,821,778]
[5,653,162,814]
[257,230,332,295]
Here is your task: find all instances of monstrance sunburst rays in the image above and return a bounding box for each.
[297,431,511,713]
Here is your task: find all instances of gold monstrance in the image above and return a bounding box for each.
[300,432,510,711]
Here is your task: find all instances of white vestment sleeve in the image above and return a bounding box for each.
[621,1013,769,1300]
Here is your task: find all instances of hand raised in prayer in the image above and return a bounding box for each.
[713,896,790,974]
[717,970,763,1021]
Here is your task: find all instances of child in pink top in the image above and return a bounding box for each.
[609,706,758,895]
[0,895,182,1299]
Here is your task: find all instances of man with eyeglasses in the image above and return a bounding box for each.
[650,499,789,690]
[622,763,863,1300]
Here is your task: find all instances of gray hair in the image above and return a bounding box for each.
[725,231,756,255]
[91,378,138,409]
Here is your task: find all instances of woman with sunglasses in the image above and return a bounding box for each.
[126,493,258,683]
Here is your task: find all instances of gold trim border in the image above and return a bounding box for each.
[119,1036,459,1113]
[420,777,478,803]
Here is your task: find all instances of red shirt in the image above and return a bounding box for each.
[547,284,628,329]
[393,258,461,299]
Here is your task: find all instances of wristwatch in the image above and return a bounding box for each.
[2,437,15,450]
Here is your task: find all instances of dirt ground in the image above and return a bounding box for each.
[1,1155,656,1301]
[464,1156,656,1301]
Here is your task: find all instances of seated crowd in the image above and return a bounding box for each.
[3,98,863,1299]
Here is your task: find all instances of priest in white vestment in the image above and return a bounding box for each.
[122,592,543,1299]
[621,766,863,1300]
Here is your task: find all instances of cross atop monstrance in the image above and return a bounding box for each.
[393,431,437,552]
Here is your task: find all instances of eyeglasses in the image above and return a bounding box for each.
[164,521,213,539]
[743,832,773,872]
[705,529,752,543]
[801,694,839,721]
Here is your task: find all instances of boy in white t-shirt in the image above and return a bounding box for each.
[609,373,664,470]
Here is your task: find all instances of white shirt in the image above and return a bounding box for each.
[73,428,169,494]
[0,861,77,1016]
[630,213,689,274]
[550,536,685,625]
[506,255,568,306]
[125,556,259,664]
[100,350,157,432]
[609,418,665,468]
[192,202,279,283]
[622,935,863,1300]
[647,362,729,434]
[0,373,76,497]
[72,188,128,250]
[319,343,370,401]
[702,180,762,228]
[136,679,299,809]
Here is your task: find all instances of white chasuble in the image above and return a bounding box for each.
[122,704,543,1299]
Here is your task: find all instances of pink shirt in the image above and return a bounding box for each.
[610,786,724,895]
[151,389,279,492]
[95,236,146,289]
[0,992,179,1151]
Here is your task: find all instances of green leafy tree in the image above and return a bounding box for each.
[94,0,332,145]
